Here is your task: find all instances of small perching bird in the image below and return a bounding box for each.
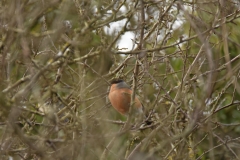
[108,79,144,116]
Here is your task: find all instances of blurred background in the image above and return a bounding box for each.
[0,0,240,159]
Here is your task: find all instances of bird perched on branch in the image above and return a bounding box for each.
[108,79,144,116]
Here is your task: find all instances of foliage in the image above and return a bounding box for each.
[0,0,240,159]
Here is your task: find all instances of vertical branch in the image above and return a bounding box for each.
[123,0,144,130]
[180,0,194,92]
[220,0,232,78]
[130,0,145,117]
[139,0,145,49]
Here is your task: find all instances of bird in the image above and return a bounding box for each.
[108,79,144,116]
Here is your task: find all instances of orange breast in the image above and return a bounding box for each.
[109,84,143,115]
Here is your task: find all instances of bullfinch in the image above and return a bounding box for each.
[108,80,144,116]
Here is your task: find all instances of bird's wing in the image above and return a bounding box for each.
[121,91,142,108]
[121,92,131,103]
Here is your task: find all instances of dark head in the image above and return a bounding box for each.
[110,79,124,84]
[110,79,131,89]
